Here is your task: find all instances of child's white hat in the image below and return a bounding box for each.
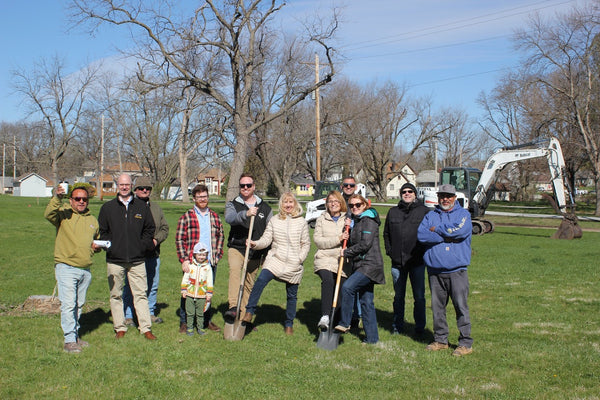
[193,242,209,254]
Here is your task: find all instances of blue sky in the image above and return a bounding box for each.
[0,0,585,123]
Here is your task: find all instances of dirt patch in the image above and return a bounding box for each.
[0,295,60,316]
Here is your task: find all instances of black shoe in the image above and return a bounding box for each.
[224,307,237,323]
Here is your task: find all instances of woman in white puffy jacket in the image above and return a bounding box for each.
[313,190,350,330]
[242,192,310,335]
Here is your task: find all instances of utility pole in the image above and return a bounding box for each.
[302,54,328,182]
[2,143,5,194]
[13,136,16,179]
[434,139,439,189]
[314,53,321,181]
[100,115,105,200]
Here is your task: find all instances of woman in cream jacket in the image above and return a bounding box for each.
[242,192,310,335]
[313,190,350,330]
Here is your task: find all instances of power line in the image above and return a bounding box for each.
[340,0,577,53]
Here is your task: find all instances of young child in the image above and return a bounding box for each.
[181,242,214,336]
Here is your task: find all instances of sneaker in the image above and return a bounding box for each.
[318,315,329,330]
[64,342,82,353]
[452,346,473,357]
[125,318,136,327]
[334,325,350,333]
[151,315,163,324]
[76,338,89,348]
[197,329,206,336]
[186,329,194,336]
[426,341,449,351]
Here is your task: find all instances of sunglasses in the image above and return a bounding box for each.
[342,183,356,188]
[437,193,455,199]
[71,197,89,202]
[349,202,363,209]
[136,186,152,191]
[239,183,253,189]
[401,190,414,194]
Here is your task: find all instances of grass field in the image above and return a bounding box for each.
[0,195,598,399]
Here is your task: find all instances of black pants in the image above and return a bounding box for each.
[317,269,347,317]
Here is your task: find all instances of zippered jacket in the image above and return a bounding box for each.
[98,196,156,264]
[343,208,385,285]
[383,199,429,269]
[253,214,310,285]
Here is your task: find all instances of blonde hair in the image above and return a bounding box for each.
[278,191,303,219]
[326,190,347,214]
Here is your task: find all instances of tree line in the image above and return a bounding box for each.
[2,1,600,214]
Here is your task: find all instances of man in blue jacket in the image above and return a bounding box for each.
[417,184,473,356]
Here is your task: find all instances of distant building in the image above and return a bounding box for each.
[0,176,14,194]
[13,173,50,197]
[385,163,417,198]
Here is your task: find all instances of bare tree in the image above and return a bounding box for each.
[514,3,600,214]
[72,0,338,200]
[12,56,99,184]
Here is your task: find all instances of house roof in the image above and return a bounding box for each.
[16,172,48,183]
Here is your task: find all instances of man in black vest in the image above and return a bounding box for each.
[223,173,272,322]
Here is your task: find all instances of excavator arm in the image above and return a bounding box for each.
[473,137,572,213]
[472,137,580,238]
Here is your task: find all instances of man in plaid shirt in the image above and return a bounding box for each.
[175,184,224,333]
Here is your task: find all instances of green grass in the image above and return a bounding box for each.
[0,195,599,399]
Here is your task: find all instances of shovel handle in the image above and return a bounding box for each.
[234,215,255,322]
[331,225,350,308]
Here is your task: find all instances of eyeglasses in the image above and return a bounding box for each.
[401,190,414,194]
[327,200,340,204]
[437,193,455,199]
[71,197,89,202]
[239,183,253,189]
[342,183,356,188]
[136,186,152,191]
[349,202,363,209]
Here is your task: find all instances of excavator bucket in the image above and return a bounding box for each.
[552,213,583,240]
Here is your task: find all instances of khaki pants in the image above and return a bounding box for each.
[107,261,152,334]
[227,248,261,315]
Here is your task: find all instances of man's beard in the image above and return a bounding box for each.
[439,202,454,211]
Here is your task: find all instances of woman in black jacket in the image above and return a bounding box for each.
[335,194,385,344]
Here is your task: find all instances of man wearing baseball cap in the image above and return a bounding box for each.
[417,184,474,356]
[122,176,169,327]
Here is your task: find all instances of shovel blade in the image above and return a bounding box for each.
[223,319,246,341]
[316,330,340,350]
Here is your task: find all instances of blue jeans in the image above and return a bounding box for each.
[245,269,299,328]
[55,263,92,343]
[123,257,160,319]
[391,264,426,333]
[339,271,379,343]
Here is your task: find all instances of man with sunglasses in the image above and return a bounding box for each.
[340,176,358,206]
[223,173,272,322]
[383,182,429,336]
[98,174,157,340]
[45,184,100,353]
[122,177,169,328]
[417,184,473,357]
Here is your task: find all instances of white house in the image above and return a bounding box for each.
[13,173,50,197]
[385,164,417,198]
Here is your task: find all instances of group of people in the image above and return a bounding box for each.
[45,172,473,356]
